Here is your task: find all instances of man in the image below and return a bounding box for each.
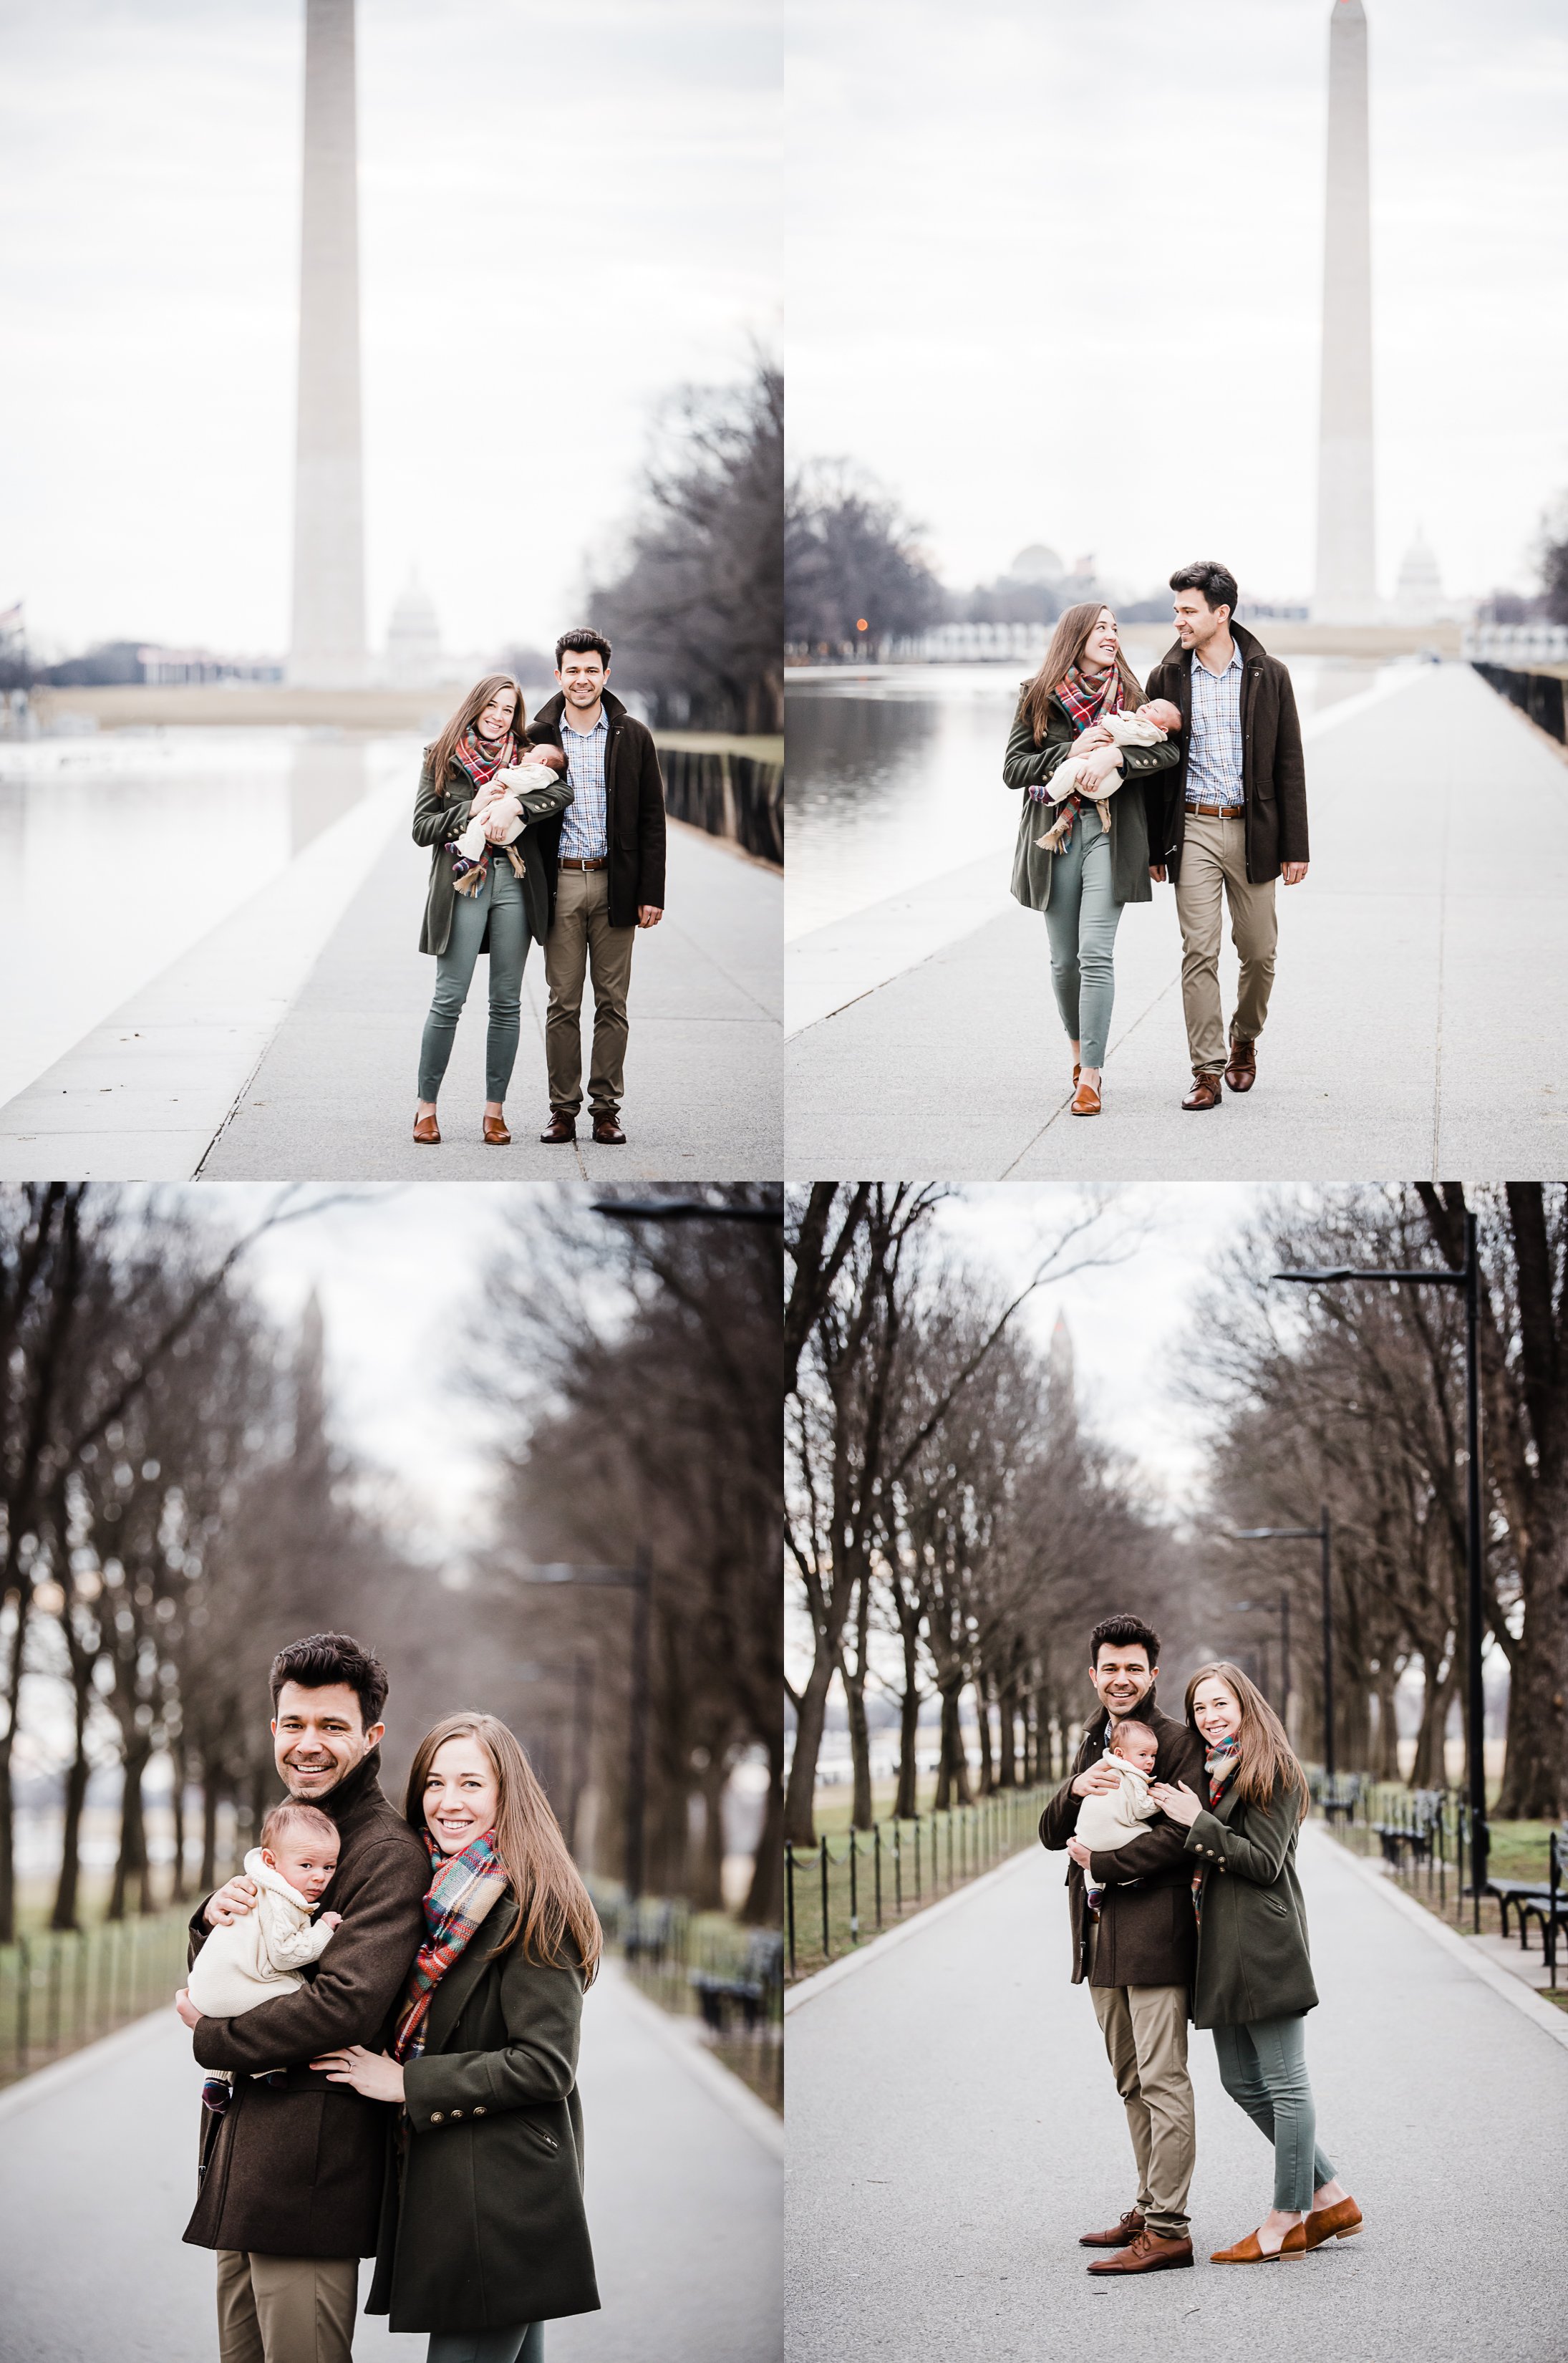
[528,627,667,1147]
[1144,561,1309,1112]
[1039,1614,1206,2277]
[178,1632,428,2363]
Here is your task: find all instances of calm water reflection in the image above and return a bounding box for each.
[0,727,418,1105]
[786,649,1401,940]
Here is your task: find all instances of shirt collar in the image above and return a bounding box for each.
[1191,639,1242,680]
[561,705,607,738]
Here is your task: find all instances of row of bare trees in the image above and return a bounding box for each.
[1188,1183,1568,1816]
[784,1188,1205,1846]
[1,1184,785,1942]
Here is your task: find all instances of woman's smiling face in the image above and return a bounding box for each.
[423,1734,501,1852]
[1080,607,1120,673]
[476,687,517,740]
[1193,1675,1242,1744]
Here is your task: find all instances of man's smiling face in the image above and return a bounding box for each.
[271,1680,384,1799]
[1089,1644,1156,1723]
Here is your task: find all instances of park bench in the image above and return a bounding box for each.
[1320,1774,1363,1827]
[1372,1788,1446,1871]
[690,1931,784,2034]
[623,1900,675,1966]
[1502,1827,1568,1977]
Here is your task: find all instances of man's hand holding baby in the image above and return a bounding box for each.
[1073,1761,1124,1797]
[205,1873,260,1928]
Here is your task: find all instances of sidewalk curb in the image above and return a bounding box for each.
[784,1842,1040,2015]
[603,1958,784,2162]
[1312,1825,1568,2053]
[0,2004,175,2124]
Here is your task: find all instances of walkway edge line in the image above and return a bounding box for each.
[784,1842,1039,2014]
[0,2003,174,2125]
[1316,1827,1568,2053]
[601,1959,784,2161]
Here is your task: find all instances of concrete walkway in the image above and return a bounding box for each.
[0,819,780,1182]
[785,1822,1568,2363]
[0,1960,781,2363]
[785,664,1568,1179]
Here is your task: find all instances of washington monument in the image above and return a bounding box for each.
[287,0,367,687]
[1312,0,1376,624]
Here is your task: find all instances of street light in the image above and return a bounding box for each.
[1224,1590,1292,1722]
[517,1557,652,1902]
[1269,1214,1486,1923]
[1233,1518,1332,1771]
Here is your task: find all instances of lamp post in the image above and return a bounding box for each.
[1233,1520,1332,1771]
[1224,1590,1292,1721]
[517,1556,651,1902]
[1269,1213,1486,1925]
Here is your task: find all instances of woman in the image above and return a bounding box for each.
[1149,1662,1363,2262]
[412,677,574,1147]
[1002,604,1178,1116]
[314,1713,601,2361]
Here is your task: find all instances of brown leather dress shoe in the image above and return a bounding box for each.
[412,1113,440,1145]
[541,1111,576,1144]
[482,1115,510,1146]
[1302,2195,1362,2250]
[1079,2208,1144,2249]
[1182,1071,1223,1111]
[1085,2228,1193,2275]
[591,1110,626,1145]
[1210,2222,1307,2263]
[1224,1034,1257,1092]
[1070,1078,1101,1116]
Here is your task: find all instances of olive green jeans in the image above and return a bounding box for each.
[1211,2014,1336,2211]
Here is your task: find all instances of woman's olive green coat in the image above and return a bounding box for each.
[1184,1772,1319,2029]
[364,1898,599,2334]
[1002,690,1177,913]
[414,750,574,958]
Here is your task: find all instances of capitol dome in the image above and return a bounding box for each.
[1393,528,1443,626]
[385,571,443,687]
[1007,544,1065,586]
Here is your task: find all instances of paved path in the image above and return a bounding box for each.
[785,1823,1568,2362]
[0,1961,781,2363]
[0,818,780,1182]
[785,664,1568,1179]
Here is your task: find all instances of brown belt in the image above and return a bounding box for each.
[558,856,608,870]
[1186,801,1243,818]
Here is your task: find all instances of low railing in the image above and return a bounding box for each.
[1463,623,1568,663]
[785,1784,1054,1981]
[0,1910,192,2089]
[659,746,783,866]
[589,1887,783,2107]
[1471,659,1567,747]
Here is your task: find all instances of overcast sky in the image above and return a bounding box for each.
[0,0,778,659]
[788,0,1568,604]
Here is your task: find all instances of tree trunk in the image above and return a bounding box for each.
[109,1741,152,1921]
[998,1677,1018,1789]
[1410,1658,1458,1791]
[689,1754,728,1913]
[1496,1617,1561,1817]
[934,1683,973,1810]
[0,1587,33,1944]
[168,1747,188,1905]
[49,1715,92,1932]
[892,1615,922,1821]
[783,1653,833,1847]
[742,1740,783,1927]
[198,1762,221,1896]
[974,1670,995,1796]
[1372,1669,1401,1782]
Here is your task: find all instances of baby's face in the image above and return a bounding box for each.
[266,1838,339,1903]
[1112,1734,1158,1779]
[1143,698,1182,733]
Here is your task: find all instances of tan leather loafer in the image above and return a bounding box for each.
[1070,1078,1101,1116]
[1224,1034,1257,1092]
[1073,1063,1081,1089]
[482,1115,510,1146]
[1182,1071,1223,1112]
[1079,2208,1143,2249]
[1085,2228,1193,2275]
[412,1113,440,1145]
[1302,2195,1362,2249]
[1211,2222,1307,2262]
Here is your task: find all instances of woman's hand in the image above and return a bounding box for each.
[1066,1835,1093,1870]
[1076,723,1113,749]
[174,1986,202,2029]
[311,2044,405,2103]
[1148,1779,1203,1827]
[1078,747,1122,789]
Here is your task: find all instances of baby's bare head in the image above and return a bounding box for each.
[1108,1718,1159,1777]
[1141,697,1182,734]
[260,1802,340,1901]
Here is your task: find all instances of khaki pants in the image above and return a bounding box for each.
[1173,808,1277,1074]
[1088,1933,1196,2237]
[544,866,637,1115]
[215,2250,358,2363]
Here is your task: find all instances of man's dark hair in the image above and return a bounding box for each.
[269,1631,389,1731]
[1168,559,1238,617]
[1090,1613,1161,1668]
[555,626,611,670]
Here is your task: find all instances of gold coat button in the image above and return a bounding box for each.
[450,2109,463,2120]
[430,2111,445,2124]
[473,2106,486,2117]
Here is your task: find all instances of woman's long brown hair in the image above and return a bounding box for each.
[1017,601,1146,745]
[1184,1660,1310,1814]
[426,674,528,787]
[405,1712,602,1981]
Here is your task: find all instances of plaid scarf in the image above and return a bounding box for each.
[447,728,522,894]
[1055,662,1126,735]
[392,1830,509,2064]
[1191,1735,1242,1923]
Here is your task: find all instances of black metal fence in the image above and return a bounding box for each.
[589,1888,783,2107]
[785,1785,1053,1981]
[659,746,783,867]
[1472,661,1567,745]
[0,1911,191,2089]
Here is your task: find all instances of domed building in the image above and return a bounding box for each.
[1007,544,1065,586]
[1393,528,1444,626]
[384,570,443,687]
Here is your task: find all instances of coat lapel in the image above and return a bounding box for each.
[1208,1780,1244,1827]
[424,1894,516,2052]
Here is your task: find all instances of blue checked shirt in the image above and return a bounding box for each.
[1186,642,1245,810]
[557,707,609,859]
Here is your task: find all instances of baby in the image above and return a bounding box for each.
[186,1800,342,2113]
[452,750,567,896]
[1035,697,1184,852]
[1075,1718,1160,1913]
